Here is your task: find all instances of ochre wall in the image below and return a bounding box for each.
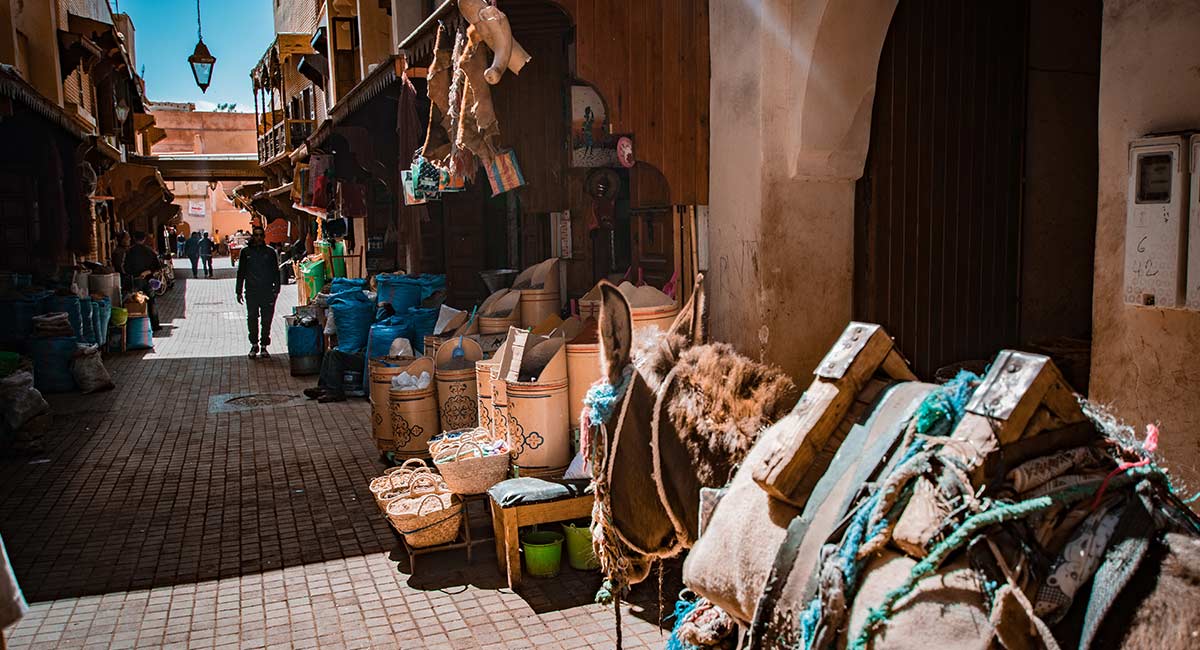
[706,0,897,376]
[152,111,257,155]
[558,0,709,206]
[1091,0,1200,486]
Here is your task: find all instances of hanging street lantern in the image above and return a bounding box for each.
[188,0,215,92]
[188,40,215,92]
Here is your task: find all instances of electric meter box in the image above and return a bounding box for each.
[1124,135,1188,307]
[1187,134,1200,309]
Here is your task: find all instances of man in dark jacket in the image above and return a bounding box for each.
[123,231,163,331]
[184,232,201,278]
[199,232,215,278]
[235,226,281,359]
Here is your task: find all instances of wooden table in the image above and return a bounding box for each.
[489,493,593,589]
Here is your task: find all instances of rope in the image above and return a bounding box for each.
[582,366,635,649]
[794,370,980,650]
[848,465,1164,650]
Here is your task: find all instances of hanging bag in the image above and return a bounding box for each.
[485,148,526,196]
[413,154,442,196]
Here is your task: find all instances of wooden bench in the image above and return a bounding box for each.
[487,478,593,589]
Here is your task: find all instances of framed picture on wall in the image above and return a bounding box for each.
[570,85,620,168]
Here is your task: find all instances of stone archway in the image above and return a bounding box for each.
[707,0,898,378]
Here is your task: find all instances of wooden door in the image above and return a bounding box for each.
[855,0,1029,378]
[440,180,489,307]
[0,172,38,272]
[631,207,675,290]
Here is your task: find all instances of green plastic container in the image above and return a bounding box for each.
[315,241,348,278]
[562,521,599,570]
[300,259,327,298]
[110,307,129,328]
[522,530,564,578]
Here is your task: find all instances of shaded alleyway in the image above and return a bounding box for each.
[0,259,667,649]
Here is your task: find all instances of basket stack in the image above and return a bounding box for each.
[369,458,439,510]
[384,473,463,548]
[432,427,511,495]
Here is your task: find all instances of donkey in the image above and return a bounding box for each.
[588,275,799,586]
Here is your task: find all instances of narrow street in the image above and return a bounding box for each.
[0,260,665,650]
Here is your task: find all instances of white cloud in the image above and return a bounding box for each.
[194,100,218,111]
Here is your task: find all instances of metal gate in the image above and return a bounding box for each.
[854,0,1029,378]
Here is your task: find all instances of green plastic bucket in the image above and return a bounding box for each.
[521,530,564,578]
[562,521,599,570]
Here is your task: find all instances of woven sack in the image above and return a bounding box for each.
[434,440,510,495]
[386,474,463,548]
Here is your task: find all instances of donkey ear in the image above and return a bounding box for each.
[665,273,707,346]
[597,281,633,384]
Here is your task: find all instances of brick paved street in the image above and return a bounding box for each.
[0,259,671,649]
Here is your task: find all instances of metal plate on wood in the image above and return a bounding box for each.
[966,350,1050,420]
[815,322,883,380]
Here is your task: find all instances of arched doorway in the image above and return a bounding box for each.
[854,0,1101,385]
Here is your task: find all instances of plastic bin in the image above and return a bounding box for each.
[521,530,564,578]
[562,521,599,570]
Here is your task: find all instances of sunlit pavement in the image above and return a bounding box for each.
[0,258,669,649]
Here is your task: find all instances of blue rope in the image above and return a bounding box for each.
[583,366,633,427]
[664,596,703,650]
[795,370,980,649]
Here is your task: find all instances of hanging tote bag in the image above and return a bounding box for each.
[485,148,526,196]
[402,170,427,205]
[413,154,442,196]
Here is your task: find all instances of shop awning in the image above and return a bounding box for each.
[0,65,88,139]
[307,55,406,149]
[127,153,266,182]
[99,162,175,224]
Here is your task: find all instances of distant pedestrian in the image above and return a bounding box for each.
[200,232,215,278]
[235,226,281,359]
[176,232,186,258]
[184,232,201,278]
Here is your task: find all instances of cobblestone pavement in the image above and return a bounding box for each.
[0,259,672,649]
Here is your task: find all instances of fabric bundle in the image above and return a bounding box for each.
[32,312,75,338]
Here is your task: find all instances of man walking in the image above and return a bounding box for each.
[123,231,163,331]
[184,232,201,278]
[235,226,281,359]
[200,232,215,278]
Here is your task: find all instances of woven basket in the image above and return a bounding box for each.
[386,474,463,548]
[370,459,435,510]
[428,428,481,458]
[434,440,511,495]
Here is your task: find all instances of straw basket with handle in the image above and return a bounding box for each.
[369,459,436,510]
[433,439,511,495]
[385,474,463,548]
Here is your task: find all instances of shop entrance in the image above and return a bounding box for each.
[854,0,1101,386]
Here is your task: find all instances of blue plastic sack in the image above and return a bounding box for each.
[30,337,77,393]
[45,295,82,339]
[367,316,411,360]
[330,277,368,295]
[92,298,111,346]
[406,307,439,355]
[415,274,447,300]
[287,325,323,357]
[375,274,422,312]
[329,291,375,354]
[127,316,153,350]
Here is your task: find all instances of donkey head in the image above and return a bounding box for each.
[598,274,708,391]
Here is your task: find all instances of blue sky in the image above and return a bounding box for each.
[115,0,274,112]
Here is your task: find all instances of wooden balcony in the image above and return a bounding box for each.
[257,118,315,165]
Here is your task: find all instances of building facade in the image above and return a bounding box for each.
[0,0,166,275]
[149,103,257,239]
[706,0,1200,487]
